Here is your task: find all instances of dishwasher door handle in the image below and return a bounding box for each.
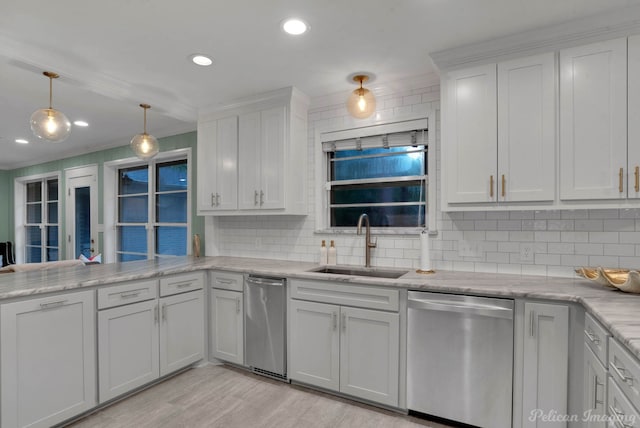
[408,298,513,319]
[245,277,285,287]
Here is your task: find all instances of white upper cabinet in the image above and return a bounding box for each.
[443,64,497,204]
[197,87,309,216]
[443,53,556,208]
[628,35,640,199]
[238,106,286,210]
[560,38,627,200]
[197,116,238,213]
[498,53,556,202]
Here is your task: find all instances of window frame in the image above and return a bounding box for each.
[104,148,192,263]
[14,172,62,264]
[315,116,436,234]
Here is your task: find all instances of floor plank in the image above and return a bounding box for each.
[68,365,454,428]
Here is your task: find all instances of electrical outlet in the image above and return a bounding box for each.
[520,244,534,262]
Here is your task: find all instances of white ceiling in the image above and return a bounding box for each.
[1,0,640,169]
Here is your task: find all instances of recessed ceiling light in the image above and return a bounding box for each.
[15,139,29,144]
[74,120,89,127]
[190,54,213,66]
[282,18,309,35]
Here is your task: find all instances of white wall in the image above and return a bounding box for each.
[207,80,640,278]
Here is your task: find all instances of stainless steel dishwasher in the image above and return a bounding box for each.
[407,291,514,428]
[244,275,287,380]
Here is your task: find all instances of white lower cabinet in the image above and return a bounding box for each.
[521,302,569,427]
[584,344,607,427]
[99,299,160,402]
[1,290,96,428]
[289,298,399,407]
[159,290,205,376]
[210,288,244,364]
[98,275,204,404]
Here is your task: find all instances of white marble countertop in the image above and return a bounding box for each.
[0,255,637,359]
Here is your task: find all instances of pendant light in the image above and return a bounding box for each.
[130,104,159,160]
[30,71,72,143]
[347,74,376,119]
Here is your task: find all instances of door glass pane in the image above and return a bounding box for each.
[46,248,58,262]
[26,182,42,202]
[48,202,58,223]
[26,226,42,246]
[155,226,187,256]
[119,166,148,195]
[47,226,58,247]
[156,193,187,223]
[26,246,41,263]
[118,226,147,254]
[26,203,42,223]
[157,160,188,191]
[47,179,58,201]
[118,196,148,222]
[75,187,91,258]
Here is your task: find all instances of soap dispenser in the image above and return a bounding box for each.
[328,240,337,265]
[320,240,328,264]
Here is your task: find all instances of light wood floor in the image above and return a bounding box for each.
[68,365,454,428]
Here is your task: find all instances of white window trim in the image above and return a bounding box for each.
[315,113,437,234]
[14,171,62,264]
[103,148,192,264]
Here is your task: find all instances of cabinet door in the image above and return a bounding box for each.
[98,299,160,403]
[210,288,244,365]
[215,116,239,210]
[260,106,286,210]
[628,35,640,199]
[443,64,497,203]
[560,38,627,200]
[289,299,340,391]
[159,290,204,376]
[340,306,399,406]
[238,111,262,210]
[1,291,96,428]
[498,53,555,202]
[197,117,238,212]
[522,302,569,428]
[583,344,607,428]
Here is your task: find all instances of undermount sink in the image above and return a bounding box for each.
[308,266,409,279]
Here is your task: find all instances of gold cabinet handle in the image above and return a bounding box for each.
[635,166,639,193]
[490,175,494,198]
[501,174,506,198]
[619,167,624,193]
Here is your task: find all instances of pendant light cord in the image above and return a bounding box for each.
[143,106,147,134]
[48,75,53,109]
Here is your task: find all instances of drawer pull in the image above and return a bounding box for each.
[584,329,600,345]
[611,361,633,385]
[594,376,603,408]
[216,278,234,284]
[501,174,506,198]
[172,281,193,288]
[332,312,337,331]
[162,304,167,321]
[40,299,68,309]
[609,405,633,428]
[236,297,240,314]
[120,291,141,299]
[154,305,158,323]
[342,312,346,332]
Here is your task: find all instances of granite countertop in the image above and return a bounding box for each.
[0,255,638,358]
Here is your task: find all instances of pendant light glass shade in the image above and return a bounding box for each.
[30,72,72,143]
[130,104,159,160]
[347,75,376,119]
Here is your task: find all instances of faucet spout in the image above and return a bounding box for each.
[356,213,376,267]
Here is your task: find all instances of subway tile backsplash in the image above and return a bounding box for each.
[210,82,640,278]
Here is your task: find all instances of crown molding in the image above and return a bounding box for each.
[430,5,640,72]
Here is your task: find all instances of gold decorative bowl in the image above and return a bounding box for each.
[575,267,640,293]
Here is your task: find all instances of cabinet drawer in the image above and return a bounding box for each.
[585,312,610,366]
[609,338,640,412]
[98,279,158,309]
[160,273,204,297]
[608,376,640,427]
[211,271,244,292]
[290,279,399,312]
